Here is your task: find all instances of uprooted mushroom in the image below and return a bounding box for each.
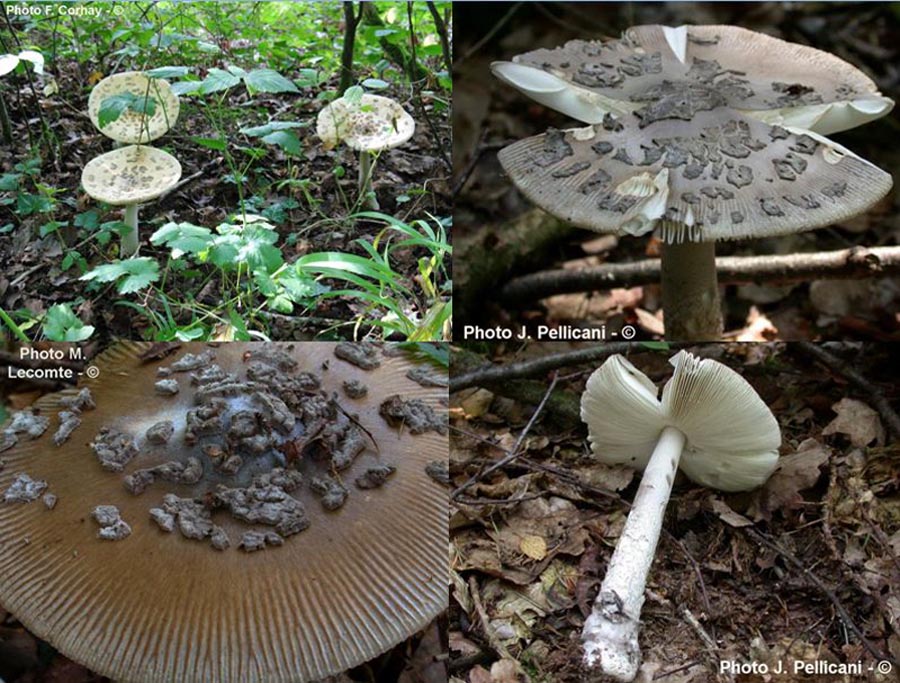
[317,92,416,210]
[0,342,448,682]
[83,72,182,256]
[493,25,894,340]
[580,350,781,680]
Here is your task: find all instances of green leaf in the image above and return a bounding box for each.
[39,220,66,237]
[239,120,307,137]
[343,85,364,103]
[261,130,301,155]
[43,304,94,342]
[171,80,202,96]
[80,257,160,294]
[190,136,228,151]
[145,66,191,79]
[199,68,241,94]
[294,68,321,88]
[97,92,157,128]
[362,78,389,90]
[226,65,248,78]
[0,173,18,191]
[243,68,299,94]
[150,222,213,257]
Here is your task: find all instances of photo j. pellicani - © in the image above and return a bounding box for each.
[492,24,893,340]
[580,350,781,681]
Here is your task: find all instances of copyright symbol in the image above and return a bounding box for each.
[621,325,636,340]
[112,5,125,16]
[877,661,892,674]
[85,366,100,379]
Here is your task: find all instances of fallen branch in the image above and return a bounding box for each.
[451,343,684,393]
[499,246,900,303]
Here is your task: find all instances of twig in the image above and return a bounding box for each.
[468,575,515,662]
[451,343,680,393]
[743,527,893,664]
[452,372,559,499]
[793,341,900,441]
[499,246,900,303]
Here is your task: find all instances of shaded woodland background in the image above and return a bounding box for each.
[454,2,900,341]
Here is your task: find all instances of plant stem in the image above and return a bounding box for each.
[582,425,685,682]
[660,240,723,341]
[122,203,139,256]
[358,152,379,210]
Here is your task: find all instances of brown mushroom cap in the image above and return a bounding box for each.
[0,342,448,683]
[495,24,893,242]
[88,72,180,144]
[81,145,182,206]
[317,94,416,152]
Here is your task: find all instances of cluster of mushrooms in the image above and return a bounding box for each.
[0,342,448,683]
[580,349,781,680]
[317,92,415,210]
[493,24,894,339]
[82,72,183,256]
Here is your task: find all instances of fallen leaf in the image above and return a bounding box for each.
[709,497,753,527]
[822,398,885,448]
[735,306,778,342]
[519,535,547,560]
[459,388,495,419]
[747,439,830,521]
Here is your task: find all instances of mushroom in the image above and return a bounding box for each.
[317,93,415,210]
[579,350,780,680]
[81,145,182,256]
[88,71,180,144]
[0,342,447,682]
[492,25,894,340]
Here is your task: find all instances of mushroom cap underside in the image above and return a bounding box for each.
[581,351,781,492]
[81,145,182,206]
[498,24,893,134]
[498,111,892,242]
[317,94,416,152]
[88,71,180,144]
[0,342,448,683]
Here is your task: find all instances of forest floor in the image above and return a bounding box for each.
[449,342,900,682]
[453,2,900,341]
[1,4,451,342]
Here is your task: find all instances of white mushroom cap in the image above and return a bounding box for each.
[81,145,182,206]
[317,94,415,152]
[581,350,780,492]
[494,25,893,243]
[88,71,180,144]
[494,25,893,134]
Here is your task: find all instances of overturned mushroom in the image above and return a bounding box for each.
[81,145,182,256]
[580,350,780,680]
[0,342,448,682]
[317,93,415,210]
[493,25,893,340]
[88,71,180,144]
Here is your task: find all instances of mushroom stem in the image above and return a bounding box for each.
[121,203,139,257]
[660,240,723,341]
[358,152,379,210]
[582,425,686,682]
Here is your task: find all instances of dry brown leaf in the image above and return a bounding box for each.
[822,397,885,448]
[488,659,524,683]
[709,497,754,527]
[747,438,830,521]
[735,306,778,342]
[459,388,495,419]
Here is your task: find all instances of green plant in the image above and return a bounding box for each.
[294,212,452,340]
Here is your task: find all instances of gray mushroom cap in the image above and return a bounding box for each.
[493,25,894,242]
